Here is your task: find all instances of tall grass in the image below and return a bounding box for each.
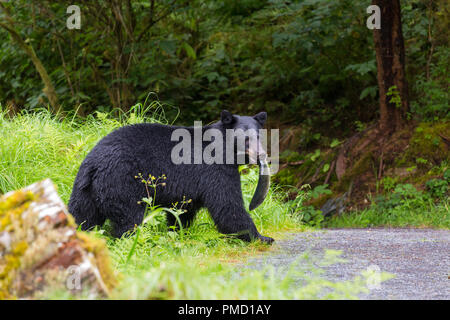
[0,103,165,201]
[0,105,374,299]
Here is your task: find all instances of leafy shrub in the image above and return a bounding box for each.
[410,47,450,121]
[444,169,450,181]
[380,176,399,193]
[375,184,429,211]
[425,178,448,199]
[287,184,332,227]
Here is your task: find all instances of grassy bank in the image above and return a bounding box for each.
[327,199,449,229]
[0,107,376,299]
[327,178,449,229]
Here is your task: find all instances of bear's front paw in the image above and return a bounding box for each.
[258,235,274,244]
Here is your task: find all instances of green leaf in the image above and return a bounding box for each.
[182,42,197,60]
[359,86,377,100]
[310,149,321,162]
[330,139,341,148]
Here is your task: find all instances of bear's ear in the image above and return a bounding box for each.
[254,112,267,126]
[221,110,235,125]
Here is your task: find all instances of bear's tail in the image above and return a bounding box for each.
[68,163,105,230]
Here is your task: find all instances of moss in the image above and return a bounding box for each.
[77,232,118,292]
[1,241,28,276]
[275,149,338,188]
[0,192,35,299]
[308,192,334,209]
[333,151,374,193]
[0,241,30,300]
[0,191,35,299]
[405,122,450,165]
[66,213,77,228]
[0,191,34,232]
[1,184,118,299]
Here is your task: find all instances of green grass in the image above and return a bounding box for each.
[327,200,449,229]
[0,103,168,202]
[0,106,377,299]
[326,182,449,228]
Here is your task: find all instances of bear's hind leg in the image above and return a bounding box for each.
[98,190,145,238]
[107,202,145,238]
[111,220,139,238]
[68,188,105,231]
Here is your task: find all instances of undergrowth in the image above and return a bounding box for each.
[327,181,449,228]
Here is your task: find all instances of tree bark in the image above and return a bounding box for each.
[372,0,409,134]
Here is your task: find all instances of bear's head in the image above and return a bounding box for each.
[220,110,267,165]
[220,110,270,211]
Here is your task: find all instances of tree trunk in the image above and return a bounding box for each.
[372,0,409,134]
[15,34,60,112]
[0,5,60,113]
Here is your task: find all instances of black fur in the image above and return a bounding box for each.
[68,111,274,244]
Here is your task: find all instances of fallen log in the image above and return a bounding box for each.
[0,179,116,299]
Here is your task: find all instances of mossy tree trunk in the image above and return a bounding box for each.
[372,0,409,134]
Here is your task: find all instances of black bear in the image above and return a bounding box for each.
[68,110,274,243]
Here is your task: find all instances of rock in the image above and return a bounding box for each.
[320,192,349,218]
[0,179,116,299]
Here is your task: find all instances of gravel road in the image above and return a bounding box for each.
[248,228,449,300]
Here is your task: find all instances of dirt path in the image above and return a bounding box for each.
[248,228,449,299]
